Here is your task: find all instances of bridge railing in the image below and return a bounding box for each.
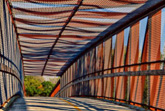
[0,0,23,107]
[54,1,165,110]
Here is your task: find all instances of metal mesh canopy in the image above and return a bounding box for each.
[8,0,148,76]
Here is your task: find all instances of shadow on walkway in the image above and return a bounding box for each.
[8,97,135,111]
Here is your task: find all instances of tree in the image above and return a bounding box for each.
[41,81,54,96]
[24,76,43,96]
[24,76,55,97]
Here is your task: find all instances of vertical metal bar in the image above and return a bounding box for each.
[147,16,151,108]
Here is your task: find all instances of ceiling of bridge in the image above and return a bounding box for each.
[8,0,148,76]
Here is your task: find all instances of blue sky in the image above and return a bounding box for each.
[139,17,148,51]
[124,27,130,47]
[161,8,165,54]
[112,35,116,49]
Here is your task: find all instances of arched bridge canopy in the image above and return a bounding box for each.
[7,0,148,76]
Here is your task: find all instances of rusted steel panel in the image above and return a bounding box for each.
[150,10,161,108]
[103,38,112,97]
[50,83,60,97]
[116,31,124,72]
[115,31,125,100]
[129,22,140,104]
[104,38,112,74]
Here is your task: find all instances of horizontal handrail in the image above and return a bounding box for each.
[0,63,23,88]
[0,94,20,109]
[57,60,165,94]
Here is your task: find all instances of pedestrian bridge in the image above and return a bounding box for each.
[0,0,165,110]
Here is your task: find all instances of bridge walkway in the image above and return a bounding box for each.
[8,97,135,111]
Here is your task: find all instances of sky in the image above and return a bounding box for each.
[43,76,59,81]
[161,8,165,55]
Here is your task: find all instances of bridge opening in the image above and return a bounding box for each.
[24,76,59,97]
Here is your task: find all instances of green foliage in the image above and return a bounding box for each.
[24,76,55,97]
[41,81,54,96]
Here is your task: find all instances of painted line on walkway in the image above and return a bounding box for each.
[58,98,81,111]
